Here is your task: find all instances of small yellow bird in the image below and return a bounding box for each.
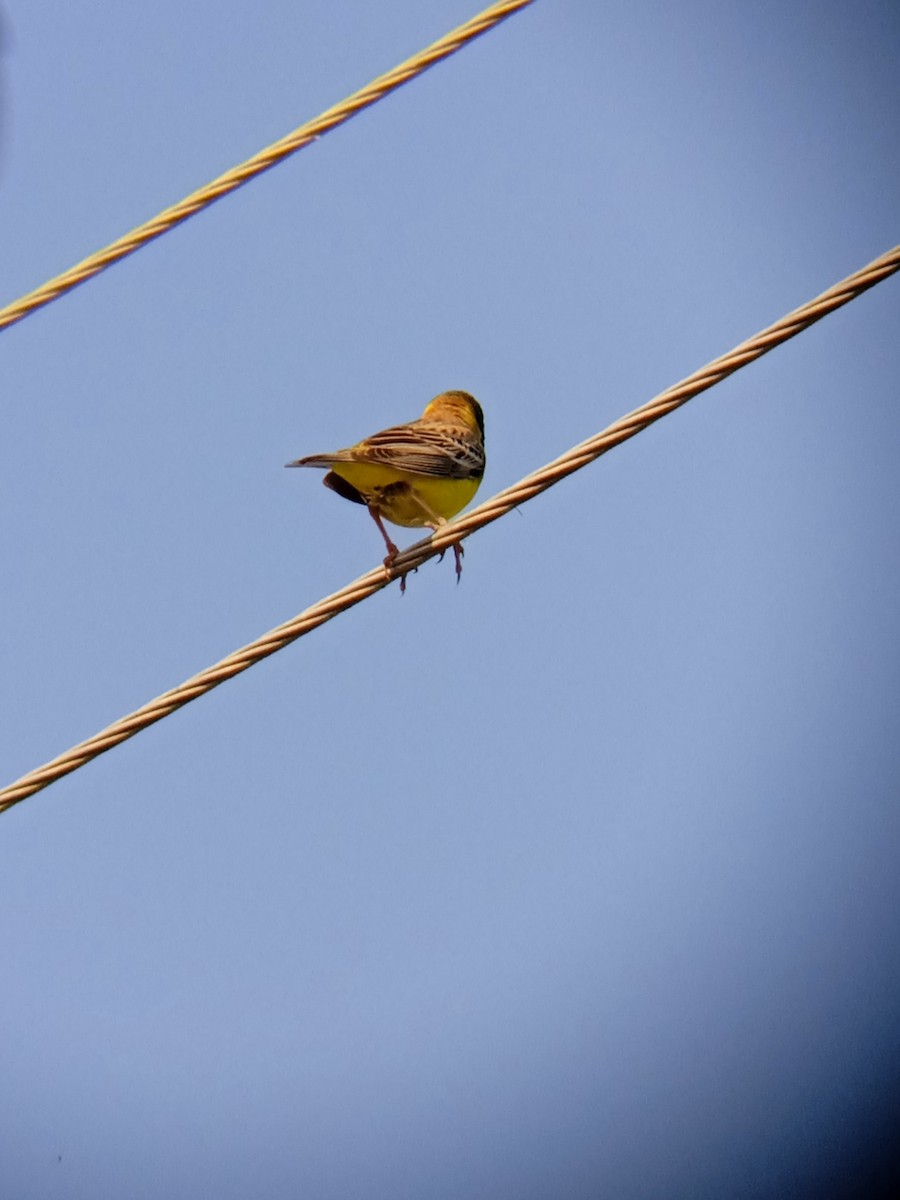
[286,390,485,590]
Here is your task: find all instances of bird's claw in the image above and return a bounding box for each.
[437,541,465,582]
[382,550,408,595]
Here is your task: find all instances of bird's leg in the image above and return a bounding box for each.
[368,506,399,562]
[368,506,406,593]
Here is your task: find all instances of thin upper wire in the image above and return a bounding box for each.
[2,244,897,814]
[0,0,535,333]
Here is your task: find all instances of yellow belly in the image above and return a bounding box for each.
[330,462,481,528]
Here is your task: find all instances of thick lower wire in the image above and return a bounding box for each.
[1,244,897,813]
[0,0,535,333]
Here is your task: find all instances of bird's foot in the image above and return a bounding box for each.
[382,547,408,594]
[436,540,464,583]
[453,541,464,584]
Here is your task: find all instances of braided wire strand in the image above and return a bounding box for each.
[2,245,897,814]
[0,0,535,333]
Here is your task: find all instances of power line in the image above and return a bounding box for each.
[2,244,896,815]
[0,0,535,333]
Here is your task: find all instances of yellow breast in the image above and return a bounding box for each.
[329,462,481,528]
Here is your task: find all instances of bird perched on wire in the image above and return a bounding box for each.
[286,390,485,591]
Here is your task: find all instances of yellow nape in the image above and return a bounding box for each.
[329,462,480,528]
[421,391,484,434]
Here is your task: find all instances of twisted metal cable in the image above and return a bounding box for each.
[0,0,535,333]
[2,245,896,815]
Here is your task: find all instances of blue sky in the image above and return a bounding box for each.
[2,2,899,1197]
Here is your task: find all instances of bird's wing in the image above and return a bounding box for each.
[352,422,484,479]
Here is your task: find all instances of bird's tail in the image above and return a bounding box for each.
[284,453,337,469]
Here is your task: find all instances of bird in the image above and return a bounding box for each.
[286,390,485,591]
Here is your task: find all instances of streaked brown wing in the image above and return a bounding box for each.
[354,422,484,479]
